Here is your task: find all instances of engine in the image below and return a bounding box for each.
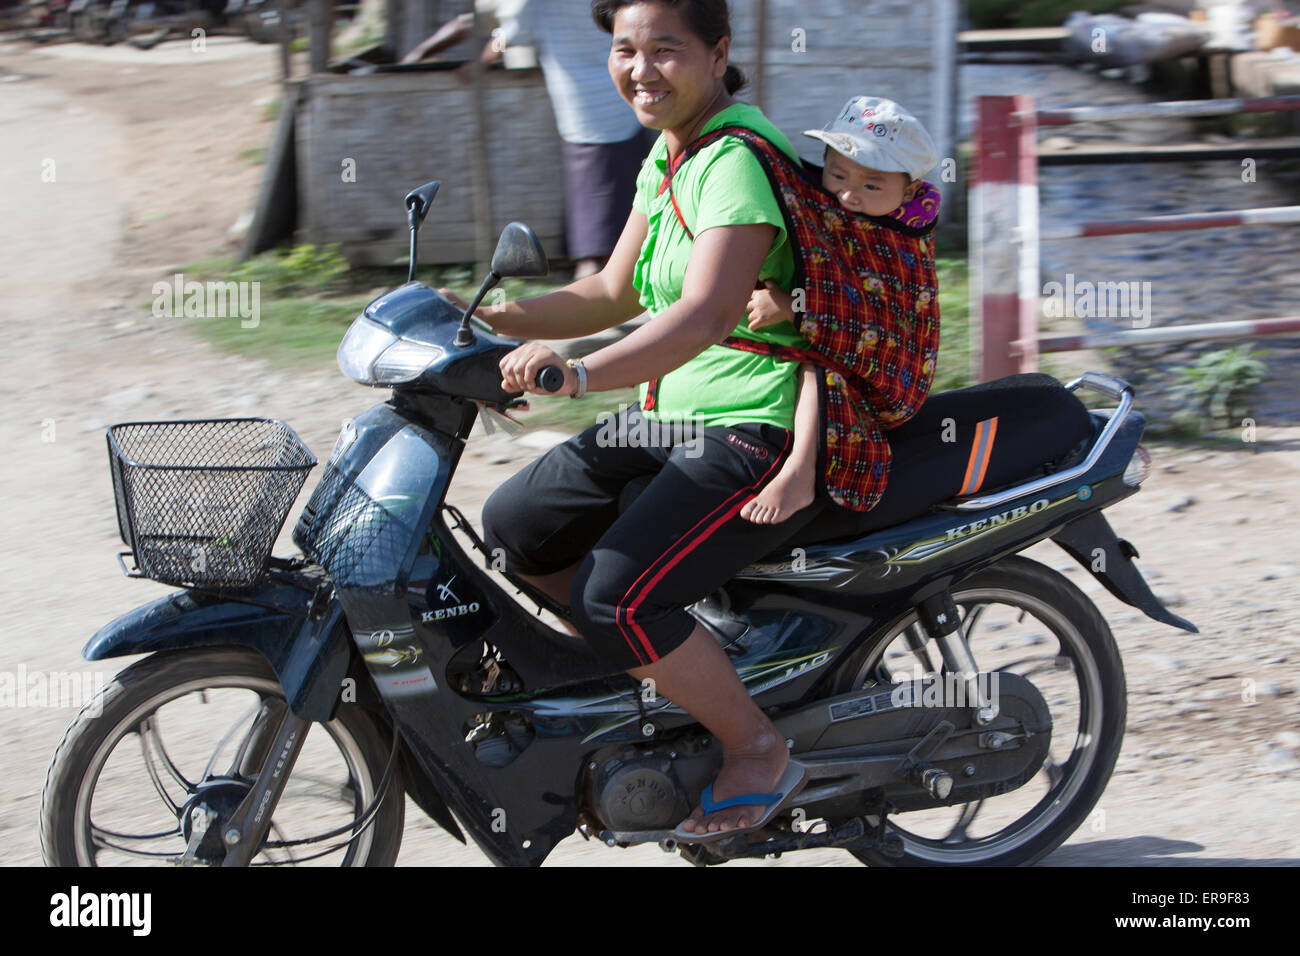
[587,750,685,830]
[584,740,721,832]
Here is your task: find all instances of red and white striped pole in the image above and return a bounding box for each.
[970,95,1039,381]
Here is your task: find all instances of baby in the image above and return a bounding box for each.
[740,96,941,524]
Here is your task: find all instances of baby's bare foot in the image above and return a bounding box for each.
[740,470,816,525]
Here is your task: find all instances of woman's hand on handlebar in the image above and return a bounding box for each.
[500,342,576,396]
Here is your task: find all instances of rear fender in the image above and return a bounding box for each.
[1052,511,1198,633]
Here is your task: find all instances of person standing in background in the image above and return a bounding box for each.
[494,1,654,278]
[405,2,653,279]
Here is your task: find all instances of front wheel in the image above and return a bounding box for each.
[833,555,1126,866]
[40,648,404,866]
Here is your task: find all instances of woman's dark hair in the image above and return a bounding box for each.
[591,0,747,95]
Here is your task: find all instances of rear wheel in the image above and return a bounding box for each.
[40,648,404,866]
[832,556,1125,866]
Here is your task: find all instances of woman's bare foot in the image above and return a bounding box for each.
[678,729,790,836]
[740,464,816,524]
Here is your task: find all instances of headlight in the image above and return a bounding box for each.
[337,316,444,386]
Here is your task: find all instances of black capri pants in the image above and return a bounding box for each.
[481,404,825,670]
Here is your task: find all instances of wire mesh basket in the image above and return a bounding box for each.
[108,418,317,588]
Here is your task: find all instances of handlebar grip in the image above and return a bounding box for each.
[536,365,565,393]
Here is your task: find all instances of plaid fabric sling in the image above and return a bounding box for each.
[656,125,941,512]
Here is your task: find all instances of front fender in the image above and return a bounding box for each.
[83,588,353,721]
[85,587,469,844]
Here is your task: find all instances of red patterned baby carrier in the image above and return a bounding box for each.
[655,125,941,512]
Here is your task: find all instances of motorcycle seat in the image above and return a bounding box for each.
[613,373,1096,553]
[777,373,1096,550]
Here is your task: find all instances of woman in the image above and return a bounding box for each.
[472,0,821,841]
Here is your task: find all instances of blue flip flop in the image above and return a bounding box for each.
[672,761,808,845]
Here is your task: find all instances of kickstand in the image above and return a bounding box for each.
[863,792,905,859]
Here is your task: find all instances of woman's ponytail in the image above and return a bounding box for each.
[723,64,747,95]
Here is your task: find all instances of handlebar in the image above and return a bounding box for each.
[536,365,565,393]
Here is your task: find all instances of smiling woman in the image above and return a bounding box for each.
[474,0,821,844]
[594,0,747,144]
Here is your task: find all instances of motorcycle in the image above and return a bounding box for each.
[40,181,1195,867]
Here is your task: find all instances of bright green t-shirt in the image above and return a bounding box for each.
[630,103,809,429]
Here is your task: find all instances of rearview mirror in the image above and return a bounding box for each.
[404,181,442,227]
[491,222,549,279]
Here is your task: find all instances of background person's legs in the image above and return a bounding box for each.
[561,128,655,279]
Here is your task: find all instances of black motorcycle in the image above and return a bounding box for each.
[40,182,1194,867]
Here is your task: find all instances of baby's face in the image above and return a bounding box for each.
[823,150,917,216]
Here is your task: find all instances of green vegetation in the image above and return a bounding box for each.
[334,26,386,58]
[173,246,570,373]
[189,296,371,369]
[239,146,267,166]
[230,243,352,297]
[417,263,566,308]
[1168,345,1269,431]
[516,387,644,434]
[170,245,367,368]
[932,256,971,394]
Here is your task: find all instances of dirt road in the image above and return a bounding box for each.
[1,39,1296,867]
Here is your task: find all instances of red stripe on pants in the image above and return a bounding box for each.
[615,430,791,665]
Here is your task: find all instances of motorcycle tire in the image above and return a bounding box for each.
[833,555,1126,867]
[39,647,404,867]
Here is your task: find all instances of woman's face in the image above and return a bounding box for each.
[608,2,728,133]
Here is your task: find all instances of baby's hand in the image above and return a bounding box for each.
[746,281,796,329]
